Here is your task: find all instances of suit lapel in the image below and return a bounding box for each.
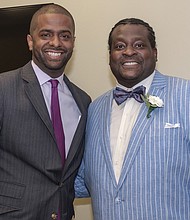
[61,76,88,180]
[100,91,118,187]
[21,64,87,181]
[21,62,55,138]
[20,62,62,181]
[118,71,167,188]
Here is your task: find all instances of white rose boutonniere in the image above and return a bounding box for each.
[141,94,164,118]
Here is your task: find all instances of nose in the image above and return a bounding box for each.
[123,45,136,56]
[49,35,61,47]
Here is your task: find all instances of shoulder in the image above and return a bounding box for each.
[91,90,112,105]
[88,90,113,115]
[0,62,32,83]
[168,75,190,87]
[0,67,22,88]
[155,71,190,112]
[166,74,190,94]
[158,71,190,84]
[63,75,91,105]
[154,70,190,90]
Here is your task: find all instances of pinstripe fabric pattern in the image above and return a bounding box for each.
[0,62,91,220]
[76,71,190,220]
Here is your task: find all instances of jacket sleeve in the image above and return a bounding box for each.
[74,159,90,198]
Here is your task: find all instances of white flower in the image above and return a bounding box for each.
[141,94,164,118]
[148,95,164,107]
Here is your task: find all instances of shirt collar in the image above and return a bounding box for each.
[31,60,64,86]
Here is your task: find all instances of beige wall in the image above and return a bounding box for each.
[1,0,190,219]
[1,0,190,100]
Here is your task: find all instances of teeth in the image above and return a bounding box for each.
[123,62,138,65]
[47,52,61,57]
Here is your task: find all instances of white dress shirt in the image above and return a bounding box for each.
[110,72,155,182]
[31,61,81,157]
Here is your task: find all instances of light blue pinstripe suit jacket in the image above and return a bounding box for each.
[75,71,190,220]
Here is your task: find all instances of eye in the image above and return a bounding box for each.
[40,32,52,39]
[60,33,72,41]
[134,42,145,49]
[114,43,126,50]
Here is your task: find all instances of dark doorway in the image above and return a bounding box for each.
[0,3,52,73]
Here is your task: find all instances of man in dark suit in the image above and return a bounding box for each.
[0,4,91,220]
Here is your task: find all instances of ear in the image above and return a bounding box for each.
[153,48,158,61]
[73,36,76,47]
[27,34,33,51]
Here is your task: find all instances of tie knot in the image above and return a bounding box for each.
[49,79,59,88]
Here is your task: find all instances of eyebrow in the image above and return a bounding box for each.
[39,29,73,35]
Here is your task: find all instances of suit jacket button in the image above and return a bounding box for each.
[59,182,63,187]
[51,212,57,219]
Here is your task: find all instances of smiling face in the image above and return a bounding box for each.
[109,24,157,88]
[27,13,75,78]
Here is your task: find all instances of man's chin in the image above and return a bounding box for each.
[45,62,66,71]
[121,72,140,80]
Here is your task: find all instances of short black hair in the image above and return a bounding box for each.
[108,18,156,51]
[30,3,75,35]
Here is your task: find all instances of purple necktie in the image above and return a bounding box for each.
[113,85,146,105]
[50,80,65,220]
[50,79,65,165]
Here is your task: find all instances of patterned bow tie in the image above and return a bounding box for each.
[113,85,146,105]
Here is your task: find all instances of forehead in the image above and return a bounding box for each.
[34,13,74,33]
[111,24,149,40]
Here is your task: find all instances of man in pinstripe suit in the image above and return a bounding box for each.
[0,4,91,220]
[75,18,190,219]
